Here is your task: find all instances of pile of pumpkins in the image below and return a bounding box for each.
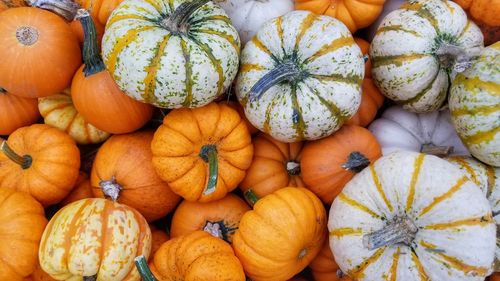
[0,0,498,280]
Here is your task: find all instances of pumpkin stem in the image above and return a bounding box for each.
[0,87,6,94]
[243,189,259,206]
[420,144,453,157]
[134,256,158,281]
[363,215,418,250]
[0,139,32,169]
[436,43,482,73]
[100,176,123,202]
[76,9,106,77]
[199,145,218,196]
[15,26,39,46]
[83,275,97,281]
[161,0,211,34]
[286,161,301,175]
[342,152,370,173]
[28,0,81,21]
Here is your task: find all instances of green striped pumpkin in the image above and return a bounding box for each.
[370,0,483,113]
[235,11,364,142]
[102,0,240,108]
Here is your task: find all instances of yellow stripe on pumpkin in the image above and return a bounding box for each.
[486,165,496,197]
[348,247,386,280]
[410,250,429,281]
[419,176,468,216]
[388,247,400,281]
[275,16,285,52]
[370,165,394,212]
[329,227,363,238]
[294,13,318,49]
[452,105,499,117]
[372,53,428,68]
[240,64,266,73]
[338,193,382,219]
[447,157,480,185]
[142,34,172,103]
[106,14,148,27]
[304,36,355,64]
[191,38,225,95]
[375,25,422,37]
[401,1,440,32]
[251,37,273,57]
[424,214,493,230]
[406,154,425,213]
[462,127,500,145]
[454,75,500,96]
[143,0,162,12]
[180,38,193,107]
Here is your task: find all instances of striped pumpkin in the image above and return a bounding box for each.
[449,42,499,167]
[235,10,364,142]
[328,151,496,280]
[102,0,240,108]
[370,0,483,113]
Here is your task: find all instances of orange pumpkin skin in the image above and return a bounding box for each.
[75,0,123,26]
[310,240,352,281]
[59,172,93,207]
[225,101,259,135]
[149,225,169,259]
[490,272,500,281]
[0,90,40,135]
[23,264,56,281]
[454,0,500,26]
[0,124,80,207]
[0,0,26,11]
[240,133,305,203]
[69,17,105,47]
[0,8,81,98]
[170,194,250,243]
[477,21,500,46]
[301,125,382,204]
[0,188,48,281]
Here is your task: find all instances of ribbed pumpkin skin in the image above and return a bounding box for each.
[454,0,500,26]
[23,264,56,281]
[0,189,47,281]
[449,42,499,167]
[370,0,483,113]
[149,225,169,258]
[59,172,93,207]
[233,187,327,281]
[75,0,123,26]
[236,11,364,142]
[0,91,40,135]
[0,0,26,11]
[329,151,495,280]
[102,0,240,108]
[309,240,352,281]
[39,198,152,281]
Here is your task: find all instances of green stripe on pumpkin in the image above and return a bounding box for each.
[167,0,175,13]
[452,105,499,117]
[294,13,318,50]
[400,70,440,105]
[192,29,240,55]
[180,38,194,107]
[275,16,286,54]
[189,15,232,27]
[372,53,429,68]
[375,25,422,38]
[311,73,363,86]
[401,1,440,33]
[291,84,306,140]
[304,82,347,124]
[142,34,172,103]
[304,36,355,65]
[106,14,150,27]
[263,94,280,134]
[143,0,162,12]
[462,127,500,145]
[190,37,224,95]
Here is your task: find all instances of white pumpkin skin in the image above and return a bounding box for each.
[365,0,406,42]
[214,0,294,45]
[449,42,500,167]
[236,11,364,142]
[329,151,495,281]
[102,0,240,108]
[370,0,483,113]
[368,105,469,156]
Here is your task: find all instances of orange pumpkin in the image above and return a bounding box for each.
[476,19,500,46]
[454,0,499,27]
[151,102,254,202]
[0,89,40,135]
[0,7,81,98]
[239,133,304,205]
[301,125,382,204]
[225,101,259,135]
[75,0,123,26]
[0,124,80,206]
[310,240,352,281]
[91,131,181,222]
[170,194,250,243]
[59,172,93,207]
[149,225,169,258]
[23,264,56,281]
[69,16,105,47]
[294,0,386,33]
[490,273,500,281]
[0,0,26,11]
[0,188,48,280]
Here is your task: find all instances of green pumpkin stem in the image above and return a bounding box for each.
[342,152,370,173]
[249,62,305,102]
[420,144,453,157]
[134,256,158,281]
[0,139,32,169]
[76,9,106,77]
[243,189,259,207]
[199,144,218,196]
[161,0,211,33]
[363,215,418,250]
[28,0,81,21]
[100,176,123,202]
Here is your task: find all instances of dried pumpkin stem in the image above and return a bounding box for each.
[420,144,453,157]
[0,87,6,94]
[203,221,225,239]
[436,43,482,73]
[342,151,370,173]
[135,256,158,281]
[161,0,211,33]
[76,9,106,77]
[28,0,81,21]
[199,145,218,196]
[244,189,259,206]
[363,215,418,250]
[83,275,97,281]
[286,161,301,175]
[100,176,123,202]
[0,139,32,169]
[249,62,305,102]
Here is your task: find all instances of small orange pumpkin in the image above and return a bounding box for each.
[454,0,499,27]
[59,172,93,207]
[23,264,57,281]
[0,88,40,135]
[75,0,123,26]
[490,273,500,281]
[149,225,170,259]
[69,16,105,46]
[309,240,352,281]
[225,101,259,135]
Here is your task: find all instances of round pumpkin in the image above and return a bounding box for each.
[0,124,80,206]
[365,0,405,41]
[39,198,152,281]
[149,225,169,258]
[170,194,250,243]
[23,264,56,281]
[454,0,500,27]
[449,42,499,167]
[233,187,327,281]
[301,125,382,204]
[0,89,40,136]
[370,0,483,113]
[102,0,240,108]
[151,102,254,202]
[309,240,352,281]
[0,189,47,281]
[38,89,110,145]
[225,101,259,134]
[91,131,181,222]
[0,0,26,11]
[59,172,93,207]
[0,7,81,98]
[236,10,364,142]
[369,105,470,157]
[75,0,123,26]
[329,151,495,280]
[240,133,305,204]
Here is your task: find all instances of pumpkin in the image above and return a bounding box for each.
[39,198,152,281]
[24,264,56,281]
[233,187,327,280]
[239,133,305,204]
[75,0,123,26]
[214,0,294,44]
[492,273,500,281]
[0,0,26,11]
[0,7,81,98]
[135,231,246,281]
[369,105,470,157]
[59,172,93,207]
[365,0,406,41]
[225,101,259,134]
[170,194,250,243]
[151,102,253,202]
[149,225,170,258]
[69,16,105,46]
[370,0,483,113]
[91,131,181,222]
[301,125,382,204]
[0,124,80,206]
[235,10,364,142]
[449,42,499,167]
[329,151,495,280]
[71,10,153,134]
[309,240,352,281]
[0,88,40,135]
[295,0,385,33]
[0,188,47,281]
[102,0,240,108]
[476,21,500,46]
[38,89,110,145]
[454,0,499,27]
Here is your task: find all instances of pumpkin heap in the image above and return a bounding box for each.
[0,0,498,280]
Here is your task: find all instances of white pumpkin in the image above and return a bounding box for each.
[214,0,294,45]
[329,151,495,280]
[370,0,483,113]
[449,42,500,167]
[236,11,364,142]
[368,105,469,156]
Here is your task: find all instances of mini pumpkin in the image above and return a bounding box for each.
[75,0,123,26]
[225,101,259,134]
[0,88,40,136]
[59,172,93,207]
[149,225,169,258]
[454,0,499,27]
[23,263,56,281]
[309,240,351,281]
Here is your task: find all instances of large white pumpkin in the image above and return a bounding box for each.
[329,151,495,280]
[236,11,364,142]
[370,0,483,113]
